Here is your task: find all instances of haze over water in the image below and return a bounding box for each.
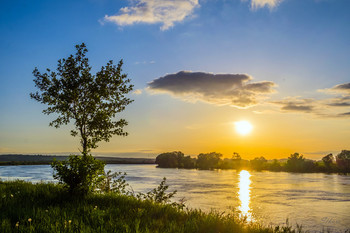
[1,164,349,232]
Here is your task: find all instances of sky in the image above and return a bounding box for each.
[1,0,350,159]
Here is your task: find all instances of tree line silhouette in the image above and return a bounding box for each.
[155,150,350,173]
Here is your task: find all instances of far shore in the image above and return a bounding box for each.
[0,154,155,166]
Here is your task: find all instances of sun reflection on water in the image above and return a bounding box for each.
[238,170,253,221]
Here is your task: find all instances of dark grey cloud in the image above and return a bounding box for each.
[272,98,315,113]
[331,83,350,92]
[326,96,350,107]
[270,82,350,117]
[338,112,350,117]
[147,71,276,108]
[320,82,350,95]
[327,102,350,107]
[282,104,314,112]
[320,83,350,108]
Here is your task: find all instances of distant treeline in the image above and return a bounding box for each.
[155,150,350,173]
[0,154,155,165]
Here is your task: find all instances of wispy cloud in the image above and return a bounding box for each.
[320,82,350,109]
[135,60,156,65]
[147,71,276,108]
[133,89,143,95]
[271,97,316,113]
[242,0,283,10]
[103,0,199,30]
[322,82,350,94]
[271,82,350,118]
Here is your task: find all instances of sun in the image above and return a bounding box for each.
[234,121,253,136]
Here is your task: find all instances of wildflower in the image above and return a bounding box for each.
[68,220,72,224]
[94,206,98,210]
[45,209,49,212]
[15,222,19,227]
[10,194,14,198]
[28,218,32,222]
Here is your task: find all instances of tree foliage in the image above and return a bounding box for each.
[30,43,133,153]
[155,150,350,173]
[31,43,133,195]
[155,151,185,168]
[98,171,130,195]
[336,150,350,173]
[250,156,267,171]
[51,153,105,195]
[197,152,222,169]
[285,153,305,172]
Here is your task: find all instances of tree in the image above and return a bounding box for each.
[231,152,242,169]
[336,150,350,173]
[30,43,133,154]
[286,153,306,172]
[197,152,222,169]
[322,153,334,171]
[155,151,184,168]
[268,159,282,171]
[31,43,133,194]
[250,156,267,171]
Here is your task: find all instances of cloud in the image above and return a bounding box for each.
[272,98,316,113]
[328,82,350,93]
[135,60,156,65]
[338,112,350,117]
[147,71,276,108]
[271,82,350,118]
[133,89,143,95]
[104,0,199,30]
[242,0,283,10]
[320,82,350,108]
[326,96,350,107]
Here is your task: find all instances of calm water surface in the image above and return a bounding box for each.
[1,164,349,232]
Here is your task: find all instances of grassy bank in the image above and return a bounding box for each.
[1,181,306,233]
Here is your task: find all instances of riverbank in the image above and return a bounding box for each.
[0,154,155,166]
[1,180,306,233]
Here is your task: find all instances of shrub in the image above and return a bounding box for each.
[51,153,105,195]
[98,170,130,195]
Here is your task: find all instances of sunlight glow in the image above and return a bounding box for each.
[234,121,253,135]
[238,170,253,221]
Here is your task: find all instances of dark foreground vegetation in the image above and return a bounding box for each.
[0,180,320,233]
[156,150,350,173]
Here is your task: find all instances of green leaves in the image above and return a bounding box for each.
[30,43,133,153]
[51,154,105,195]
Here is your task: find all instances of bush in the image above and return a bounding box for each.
[98,171,130,195]
[136,177,185,209]
[51,153,105,195]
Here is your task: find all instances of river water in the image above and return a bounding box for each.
[0,164,349,232]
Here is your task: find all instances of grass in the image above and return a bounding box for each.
[0,180,314,233]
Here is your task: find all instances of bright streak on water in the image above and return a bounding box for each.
[238,170,253,221]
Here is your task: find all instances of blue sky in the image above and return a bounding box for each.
[1,0,350,158]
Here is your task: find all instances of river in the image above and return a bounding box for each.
[0,164,349,232]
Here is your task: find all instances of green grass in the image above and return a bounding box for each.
[0,180,308,233]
